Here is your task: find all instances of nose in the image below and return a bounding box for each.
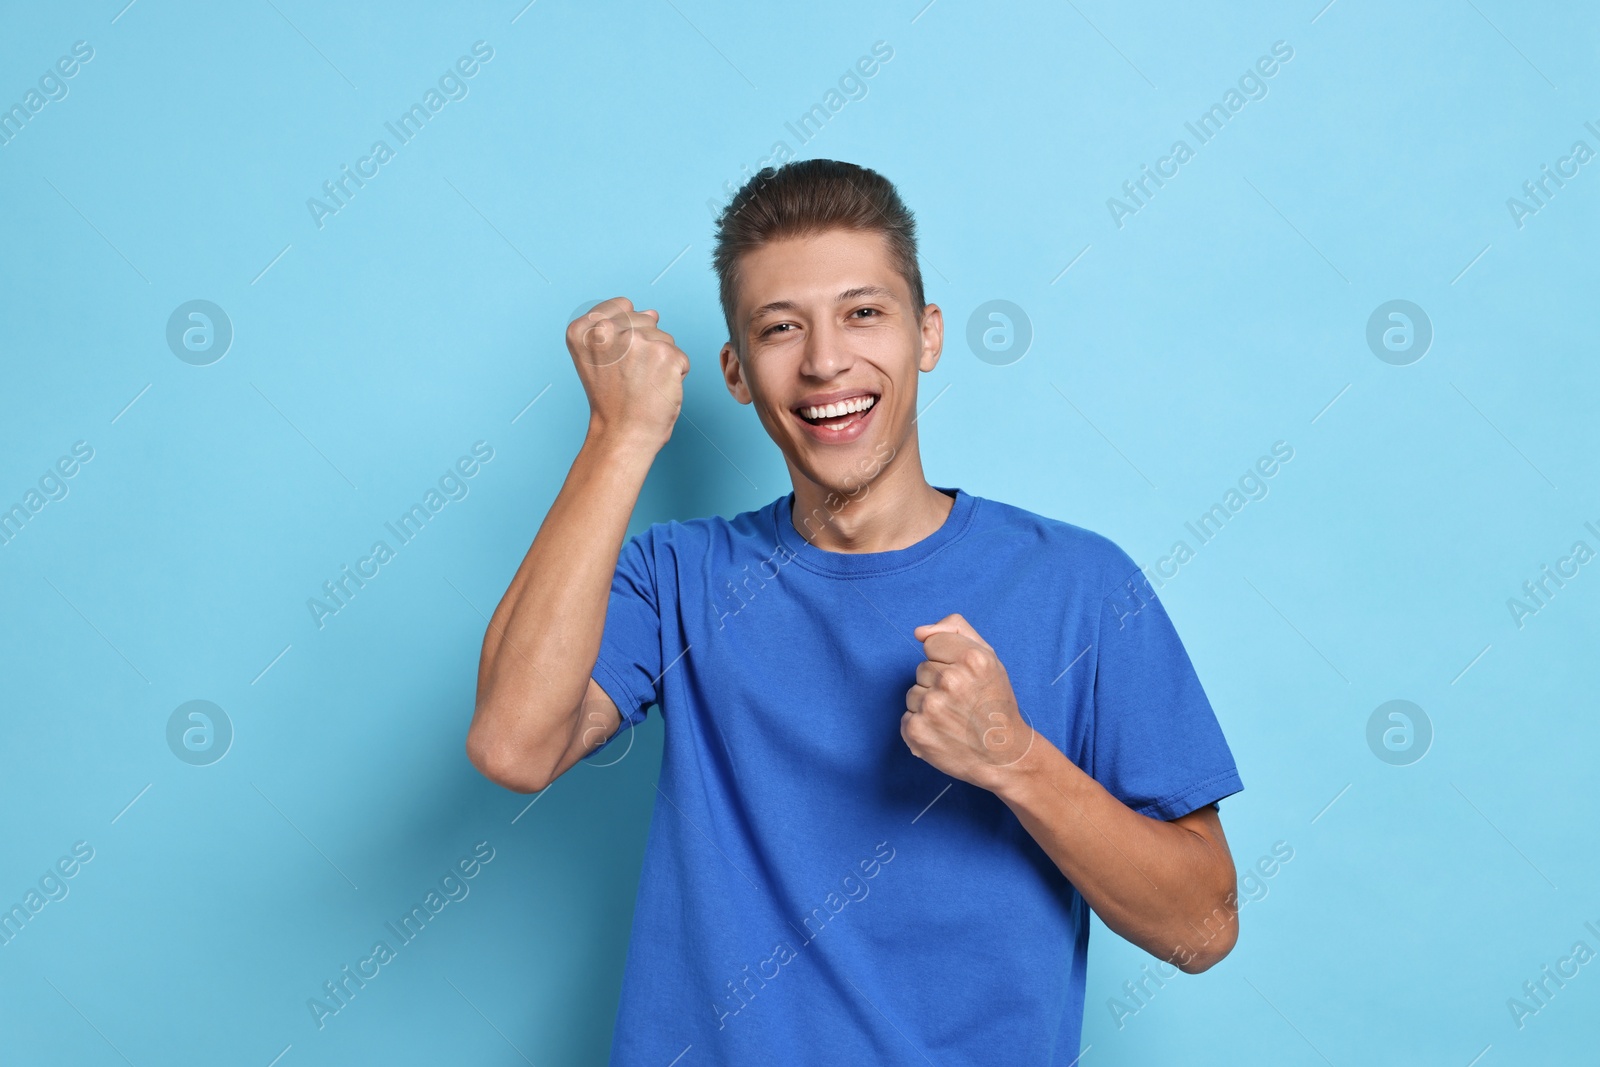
[799,319,853,380]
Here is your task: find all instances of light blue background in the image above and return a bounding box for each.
[2,0,1597,1063]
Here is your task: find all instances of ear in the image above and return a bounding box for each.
[719,340,752,404]
[917,302,944,374]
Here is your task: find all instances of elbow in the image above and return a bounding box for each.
[465,723,551,794]
[1176,923,1237,973]
[1174,893,1240,974]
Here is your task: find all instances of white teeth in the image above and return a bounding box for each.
[801,395,876,421]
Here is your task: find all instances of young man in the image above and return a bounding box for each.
[467,159,1244,1064]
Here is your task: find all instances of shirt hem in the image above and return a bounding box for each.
[590,656,652,737]
[1133,769,1243,822]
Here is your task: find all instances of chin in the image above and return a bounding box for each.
[793,433,898,504]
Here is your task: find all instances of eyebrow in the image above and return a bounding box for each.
[748,285,896,323]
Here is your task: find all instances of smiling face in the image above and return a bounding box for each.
[719,227,943,498]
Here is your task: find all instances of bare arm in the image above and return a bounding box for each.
[992,740,1239,973]
[466,299,688,793]
[902,613,1240,973]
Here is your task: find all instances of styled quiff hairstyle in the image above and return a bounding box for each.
[712,159,925,354]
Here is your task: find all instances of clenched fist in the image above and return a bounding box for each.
[567,297,690,454]
[903,613,1036,791]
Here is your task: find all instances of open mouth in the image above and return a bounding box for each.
[795,393,879,432]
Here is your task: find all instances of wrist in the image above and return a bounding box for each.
[582,419,663,466]
[986,723,1071,806]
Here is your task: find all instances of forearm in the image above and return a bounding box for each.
[468,425,654,777]
[989,732,1237,972]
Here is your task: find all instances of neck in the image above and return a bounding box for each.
[785,433,953,553]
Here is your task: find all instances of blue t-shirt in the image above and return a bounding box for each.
[589,486,1242,1065]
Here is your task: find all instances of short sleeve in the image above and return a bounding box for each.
[1088,564,1243,820]
[588,528,665,756]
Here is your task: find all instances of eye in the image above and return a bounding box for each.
[850,306,882,320]
[761,322,796,337]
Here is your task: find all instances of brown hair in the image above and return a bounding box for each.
[712,159,925,353]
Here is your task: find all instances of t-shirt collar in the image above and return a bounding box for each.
[774,485,978,578]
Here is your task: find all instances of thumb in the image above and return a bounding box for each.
[913,613,988,647]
